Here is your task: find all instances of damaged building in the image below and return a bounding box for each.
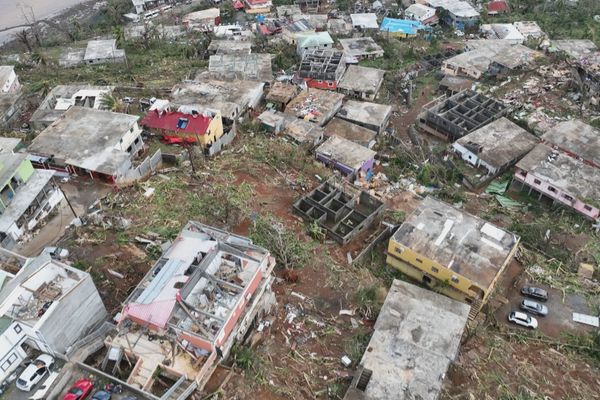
[282,117,325,146]
[110,222,276,395]
[296,31,334,56]
[337,65,385,101]
[207,53,273,82]
[387,196,520,316]
[285,89,344,126]
[265,82,298,111]
[298,49,347,90]
[344,279,469,400]
[424,0,479,29]
[337,99,392,134]
[418,89,508,141]
[293,180,384,244]
[339,37,384,60]
[207,40,253,56]
[325,118,377,148]
[540,119,600,169]
[452,117,538,188]
[314,135,377,178]
[0,253,107,385]
[29,84,113,130]
[0,66,20,94]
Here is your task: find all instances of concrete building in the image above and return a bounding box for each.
[344,279,469,400]
[281,19,315,45]
[110,222,276,394]
[552,39,597,60]
[124,23,186,41]
[213,24,253,40]
[480,23,524,44]
[379,18,427,38]
[258,109,289,134]
[486,0,510,15]
[244,0,272,13]
[315,135,376,178]
[172,79,264,121]
[337,65,385,101]
[296,32,334,56]
[438,75,473,95]
[339,37,384,60]
[386,196,520,315]
[285,89,344,126]
[207,40,252,56]
[29,85,113,130]
[0,154,64,248]
[0,138,21,154]
[282,117,324,146]
[0,66,20,94]
[83,40,126,65]
[325,118,377,148]
[293,180,384,244]
[208,53,272,82]
[265,82,298,111]
[418,89,508,141]
[350,13,379,30]
[513,21,545,40]
[337,100,392,134]
[0,92,25,130]
[182,8,221,31]
[292,14,328,30]
[0,254,107,384]
[540,119,600,169]
[27,107,148,184]
[298,49,347,90]
[424,0,479,30]
[405,4,438,25]
[276,4,301,17]
[514,144,600,220]
[327,18,353,36]
[453,117,538,188]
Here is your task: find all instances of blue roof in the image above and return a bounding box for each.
[380,18,427,34]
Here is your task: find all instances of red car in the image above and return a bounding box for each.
[63,379,94,400]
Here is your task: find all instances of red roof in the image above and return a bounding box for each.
[487,0,510,13]
[141,110,212,136]
[233,0,244,9]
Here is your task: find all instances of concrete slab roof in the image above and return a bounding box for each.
[552,39,597,59]
[297,31,334,48]
[350,13,379,29]
[285,89,344,126]
[426,0,479,18]
[0,137,21,153]
[0,93,19,117]
[208,53,273,82]
[455,117,538,169]
[0,152,26,190]
[0,66,14,87]
[28,107,139,176]
[445,40,539,74]
[516,143,600,201]
[207,40,253,55]
[339,37,384,58]
[513,21,545,39]
[276,4,301,16]
[393,196,520,290]
[325,118,376,148]
[344,279,469,400]
[541,119,600,166]
[266,82,298,104]
[439,75,473,92]
[84,39,125,61]
[480,23,524,43]
[283,118,324,144]
[315,135,376,169]
[337,99,391,130]
[337,65,385,96]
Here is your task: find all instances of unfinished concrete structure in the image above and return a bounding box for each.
[207,54,272,82]
[453,117,538,188]
[285,89,344,126]
[325,118,377,148]
[315,135,376,178]
[337,66,385,101]
[418,89,508,141]
[27,107,150,184]
[514,144,600,220]
[438,75,473,95]
[344,279,469,400]
[0,254,107,385]
[207,40,252,56]
[540,119,600,169]
[339,37,384,60]
[112,222,276,395]
[298,49,347,90]
[29,84,114,130]
[293,180,384,244]
[387,196,520,316]
[337,100,392,134]
[172,80,264,121]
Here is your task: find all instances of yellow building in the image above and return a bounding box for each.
[387,197,520,317]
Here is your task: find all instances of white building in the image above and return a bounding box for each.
[350,13,379,30]
[0,254,107,384]
[405,4,438,25]
[0,66,20,94]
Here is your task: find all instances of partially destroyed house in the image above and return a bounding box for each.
[0,66,20,94]
[112,222,276,394]
[285,89,344,126]
[315,135,377,178]
[0,254,107,385]
[513,21,545,40]
[344,279,469,400]
[298,49,347,90]
[29,85,113,130]
[405,4,438,25]
[207,54,273,82]
[293,180,384,244]
[182,8,221,31]
[339,37,384,60]
[207,40,252,56]
[387,196,520,315]
[480,24,524,44]
[540,119,600,168]
[418,90,508,141]
[424,0,479,29]
[0,154,64,248]
[265,82,298,111]
[514,144,600,220]
[452,117,538,188]
[27,107,152,184]
[325,118,377,148]
[337,65,385,101]
[337,100,392,134]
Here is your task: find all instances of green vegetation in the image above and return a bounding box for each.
[343,332,371,365]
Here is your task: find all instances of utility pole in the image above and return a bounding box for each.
[53,177,78,219]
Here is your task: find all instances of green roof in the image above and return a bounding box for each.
[0,316,13,336]
[297,32,334,48]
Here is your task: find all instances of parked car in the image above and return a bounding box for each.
[91,390,112,400]
[16,354,54,391]
[63,378,94,400]
[521,286,548,302]
[42,247,70,260]
[508,311,538,329]
[520,299,549,316]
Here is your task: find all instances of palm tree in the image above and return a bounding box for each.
[112,25,125,47]
[99,93,125,112]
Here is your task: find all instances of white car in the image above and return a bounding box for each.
[42,247,69,259]
[508,311,538,329]
[16,354,54,392]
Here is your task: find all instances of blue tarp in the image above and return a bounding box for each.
[380,18,427,35]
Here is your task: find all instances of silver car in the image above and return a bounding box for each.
[520,299,548,316]
[508,311,538,329]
